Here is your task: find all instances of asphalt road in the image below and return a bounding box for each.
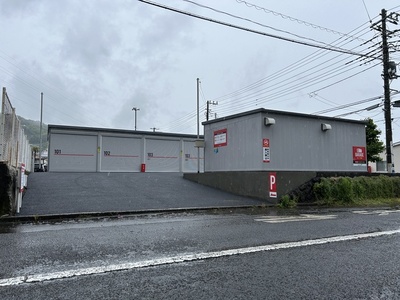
[19,172,264,216]
[1,208,400,299]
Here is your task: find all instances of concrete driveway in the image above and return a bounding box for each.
[19,172,264,216]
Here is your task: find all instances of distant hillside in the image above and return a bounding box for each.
[18,116,48,150]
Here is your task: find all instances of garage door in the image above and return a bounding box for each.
[101,136,141,172]
[145,139,180,172]
[49,134,97,172]
[182,141,204,173]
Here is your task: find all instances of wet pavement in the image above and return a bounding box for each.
[17,172,265,217]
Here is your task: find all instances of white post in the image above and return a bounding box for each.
[197,78,200,173]
[39,92,43,171]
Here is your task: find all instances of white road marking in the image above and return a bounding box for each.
[1,228,400,287]
[352,210,400,216]
[254,214,337,223]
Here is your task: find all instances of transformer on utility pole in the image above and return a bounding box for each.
[206,100,218,121]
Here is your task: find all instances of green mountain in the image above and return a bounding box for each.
[18,116,48,150]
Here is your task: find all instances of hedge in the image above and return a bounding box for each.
[313,175,400,204]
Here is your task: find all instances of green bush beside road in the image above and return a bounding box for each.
[279,175,400,208]
[313,175,400,207]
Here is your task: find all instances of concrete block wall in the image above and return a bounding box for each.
[183,171,372,204]
[184,171,318,204]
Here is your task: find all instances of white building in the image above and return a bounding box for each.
[203,108,368,172]
[369,141,400,173]
[48,125,204,173]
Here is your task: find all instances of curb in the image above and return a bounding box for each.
[0,205,274,224]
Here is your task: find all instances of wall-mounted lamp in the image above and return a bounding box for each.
[264,117,276,126]
[321,123,332,131]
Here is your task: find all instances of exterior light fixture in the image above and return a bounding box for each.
[321,123,332,131]
[264,117,276,126]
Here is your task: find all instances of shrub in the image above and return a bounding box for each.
[334,177,353,203]
[313,177,332,202]
[312,175,400,205]
[279,195,297,208]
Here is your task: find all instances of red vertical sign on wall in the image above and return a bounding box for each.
[352,146,366,166]
[269,172,277,198]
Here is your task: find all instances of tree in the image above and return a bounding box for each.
[365,118,385,163]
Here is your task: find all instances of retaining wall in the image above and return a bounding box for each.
[0,162,18,215]
[184,171,371,204]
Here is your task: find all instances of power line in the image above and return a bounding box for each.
[139,0,380,59]
[235,0,368,42]
[183,0,355,49]
[208,21,379,104]
[362,0,372,23]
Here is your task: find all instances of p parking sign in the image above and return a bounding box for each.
[269,172,277,198]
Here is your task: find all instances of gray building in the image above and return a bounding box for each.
[203,108,367,172]
[48,125,204,173]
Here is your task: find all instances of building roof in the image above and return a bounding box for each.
[202,108,367,126]
[47,124,203,139]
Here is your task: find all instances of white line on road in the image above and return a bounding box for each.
[1,228,400,287]
[352,210,400,216]
[254,214,337,223]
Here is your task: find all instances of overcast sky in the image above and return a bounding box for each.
[1,0,399,138]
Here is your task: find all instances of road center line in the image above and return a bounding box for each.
[2,228,400,287]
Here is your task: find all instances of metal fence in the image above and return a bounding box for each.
[0,87,32,171]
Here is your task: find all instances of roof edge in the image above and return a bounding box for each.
[202,108,367,125]
[47,124,203,139]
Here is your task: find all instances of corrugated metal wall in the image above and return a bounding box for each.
[48,127,204,173]
[204,114,262,171]
[100,136,141,172]
[204,110,367,172]
[145,138,180,172]
[49,133,97,172]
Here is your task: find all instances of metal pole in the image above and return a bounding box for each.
[132,107,140,131]
[39,92,43,171]
[206,100,209,121]
[197,78,200,173]
[135,110,137,131]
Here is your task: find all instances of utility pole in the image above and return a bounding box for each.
[39,92,43,171]
[206,100,218,121]
[197,78,200,173]
[382,9,394,173]
[371,9,399,173]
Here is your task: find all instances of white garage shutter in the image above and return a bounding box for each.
[145,139,180,172]
[182,141,204,173]
[49,134,97,172]
[101,136,141,172]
